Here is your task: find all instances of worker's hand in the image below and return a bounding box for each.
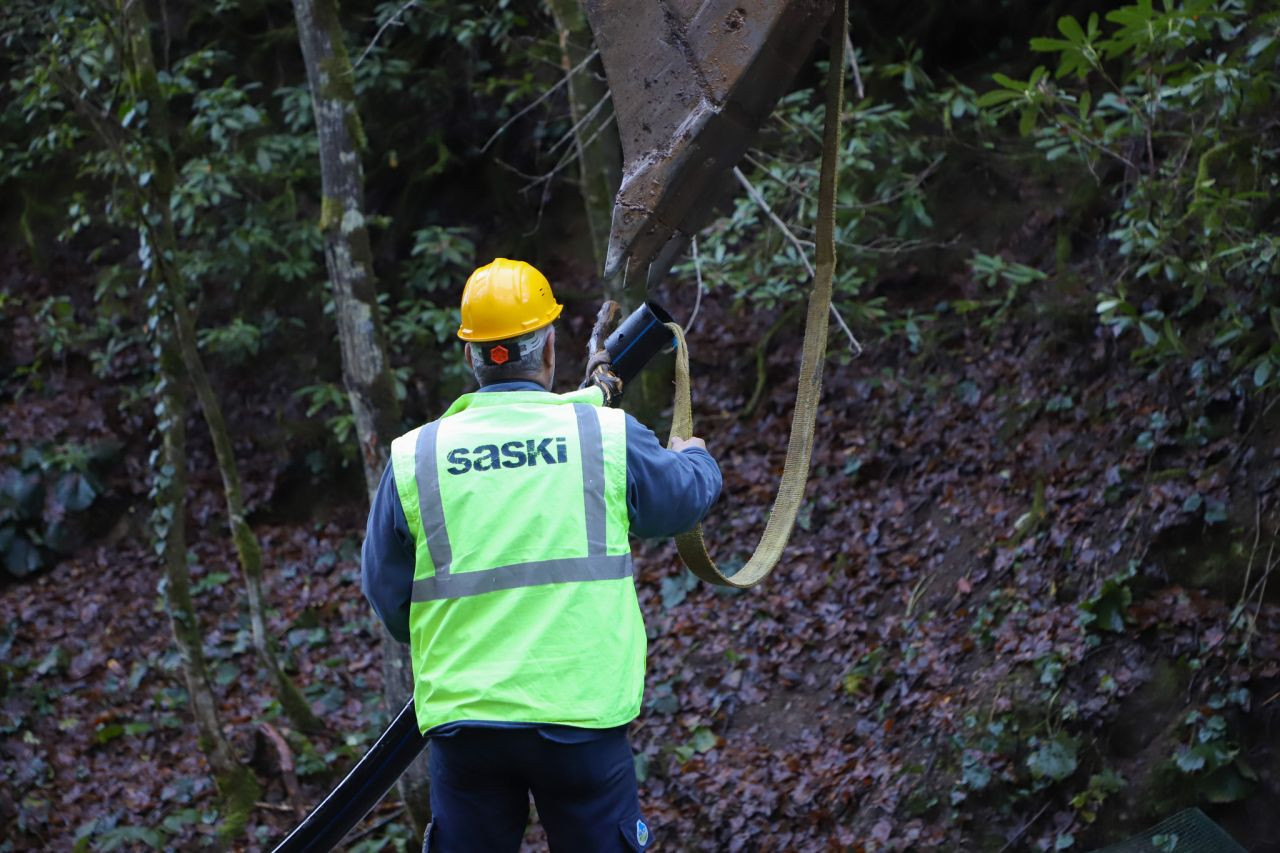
[669,436,707,453]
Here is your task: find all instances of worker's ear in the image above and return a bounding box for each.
[542,328,555,368]
[463,342,473,368]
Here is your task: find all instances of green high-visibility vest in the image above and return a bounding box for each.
[390,386,645,733]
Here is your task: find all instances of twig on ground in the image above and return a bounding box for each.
[343,805,406,846]
[998,801,1052,853]
[258,722,303,817]
[481,49,600,152]
[732,166,862,355]
[353,0,418,69]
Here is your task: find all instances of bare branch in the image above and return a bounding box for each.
[522,108,616,192]
[731,166,862,355]
[845,32,864,100]
[686,235,705,334]
[520,109,617,236]
[353,0,418,69]
[481,48,600,152]
[546,90,610,158]
[743,151,945,213]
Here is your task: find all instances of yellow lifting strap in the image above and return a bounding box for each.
[665,0,847,588]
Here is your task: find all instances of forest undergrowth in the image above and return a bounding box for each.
[2,1,1279,850]
[2,230,1278,850]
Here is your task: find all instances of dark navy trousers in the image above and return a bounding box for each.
[424,725,650,852]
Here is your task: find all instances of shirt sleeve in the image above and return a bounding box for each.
[624,413,723,539]
[361,462,415,644]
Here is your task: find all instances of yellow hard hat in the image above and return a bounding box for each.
[457,258,564,342]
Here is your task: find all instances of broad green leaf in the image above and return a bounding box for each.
[1081,576,1131,633]
[54,471,96,512]
[691,727,717,753]
[1198,762,1255,803]
[1078,90,1092,119]
[975,89,1022,108]
[991,72,1026,92]
[1176,745,1206,773]
[44,521,76,554]
[1,470,43,518]
[94,722,125,744]
[214,662,239,686]
[1028,735,1078,781]
[1018,107,1038,137]
[1254,359,1272,388]
[1030,37,1075,54]
[1057,16,1087,45]
[5,536,43,577]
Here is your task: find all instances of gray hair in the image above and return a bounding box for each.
[469,325,553,386]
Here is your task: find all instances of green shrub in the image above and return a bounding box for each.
[0,440,117,578]
[978,0,1280,389]
[672,47,995,348]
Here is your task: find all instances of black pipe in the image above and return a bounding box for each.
[603,301,676,383]
[272,699,427,852]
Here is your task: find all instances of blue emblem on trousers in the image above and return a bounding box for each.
[636,819,649,846]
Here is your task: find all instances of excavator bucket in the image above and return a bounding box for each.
[584,0,834,284]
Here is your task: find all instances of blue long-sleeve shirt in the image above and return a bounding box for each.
[361,381,722,644]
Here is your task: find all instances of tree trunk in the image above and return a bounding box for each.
[291,0,432,837]
[290,0,401,497]
[169,295,325,735]
[151,313,260,841]
[117,0,322,739]
[544,0,622,277]
[120,0,259,839]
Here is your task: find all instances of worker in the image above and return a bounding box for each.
[361,258,722,852]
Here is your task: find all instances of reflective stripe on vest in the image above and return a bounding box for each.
[408,403,629,603]
[390,387,644,733]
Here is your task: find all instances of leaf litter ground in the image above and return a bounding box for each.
[2,264,1278,851]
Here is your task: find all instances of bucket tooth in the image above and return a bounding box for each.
[585,0,833,281]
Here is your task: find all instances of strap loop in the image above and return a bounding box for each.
[666,0,847,588]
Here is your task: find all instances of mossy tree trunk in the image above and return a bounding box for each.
[290,0,401,495]
[169,295,326,735]
[119,1,261,839]
[150,315,260,841]
[291,0,432,837]
[117,0,321,738]
[544,0,622,278]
